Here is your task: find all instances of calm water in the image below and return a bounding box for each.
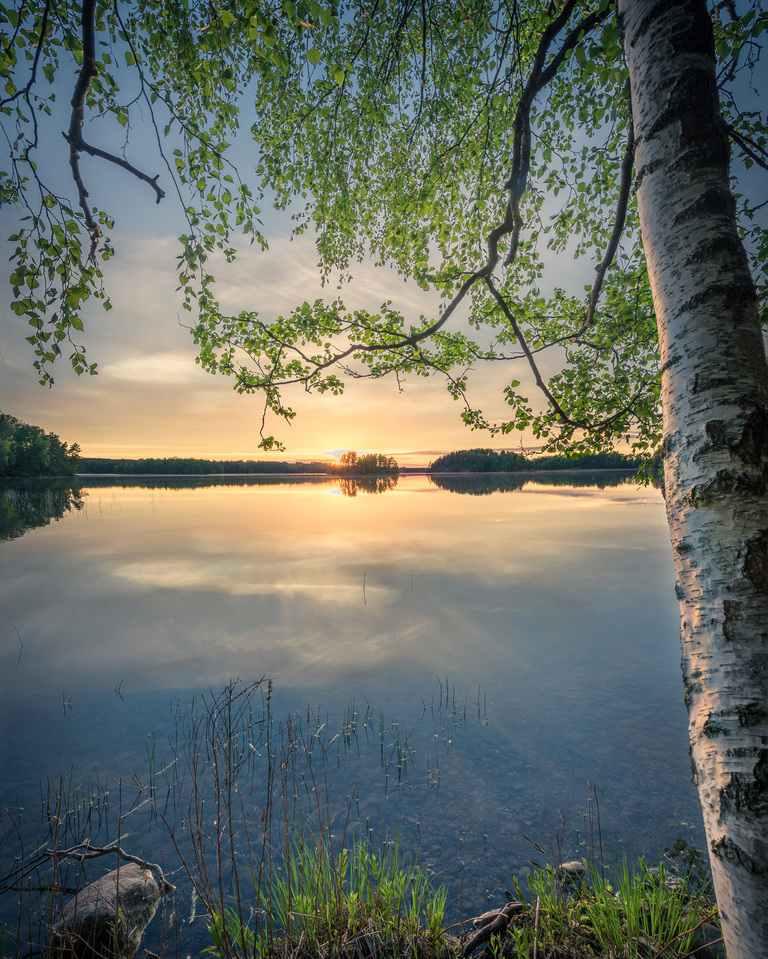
[0,473,705,945]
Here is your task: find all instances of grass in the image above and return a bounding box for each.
[200,841,719,959]
[499,858,718,958]
[205,836,450,959]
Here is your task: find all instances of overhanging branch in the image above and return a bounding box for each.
[584,111,635,327]
[66,0,165,258]
[728,124,768,173]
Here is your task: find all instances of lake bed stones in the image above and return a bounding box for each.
[51,862,174,959]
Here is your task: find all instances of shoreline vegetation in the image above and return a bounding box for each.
[73,449,642,477]
[1,680,721,959]
[1,412,646,479]
[0,470,639,543]
[0,413,81,478]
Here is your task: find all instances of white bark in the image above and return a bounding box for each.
[619,1,768,955]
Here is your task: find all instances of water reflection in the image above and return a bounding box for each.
[79,473,335,490]
[338,475,399,496]
[429,471,638,495]
[0,473,703,935]
[0,479,85,542]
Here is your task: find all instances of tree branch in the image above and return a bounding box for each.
[500,0,615,267]
[0,840,174,895]
[65,0,165,259]
[584,111,635,327]
[486,275,580,427]
[728,124,768,173]
[487,275,646,436]
[0,0,51,110]
[66,0,100,256]
[63,132,166,204]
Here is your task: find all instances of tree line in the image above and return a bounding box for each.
[0,414,81,478]
[79,453,400,475]
[429,448,643,473]
[79,457,331,475]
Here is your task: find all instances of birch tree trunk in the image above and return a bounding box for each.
[619,1,768,955]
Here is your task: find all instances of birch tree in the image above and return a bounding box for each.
[2,0,767,953]
[621,5,768,954]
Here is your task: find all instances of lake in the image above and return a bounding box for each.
[0,472,705,951]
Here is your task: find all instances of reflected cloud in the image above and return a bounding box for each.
[0,469,703,908]
[0,475,677,707]
[113,557,397,604]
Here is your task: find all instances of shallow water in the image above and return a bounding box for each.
[0,472,705,944]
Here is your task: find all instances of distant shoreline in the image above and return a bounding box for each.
[67,467,639,478]
[2,467,642,481]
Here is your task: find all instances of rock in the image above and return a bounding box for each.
[646,867,684,888]
[555,860,586,879]
[51,862,174,959]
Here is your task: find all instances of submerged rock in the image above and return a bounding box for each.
[555,860,586,879]
[51,862,174,959]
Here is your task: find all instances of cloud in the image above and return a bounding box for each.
[106,352,208,386]
[211,232,447,323]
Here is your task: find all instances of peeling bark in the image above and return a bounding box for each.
[619,1,768,955]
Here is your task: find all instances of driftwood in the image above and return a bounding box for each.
[463,901,524,957]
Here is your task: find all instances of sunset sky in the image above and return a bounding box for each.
[1,157,584,467]
[2,7,765,472]
[0,53,593,470]
[1,222,549,467]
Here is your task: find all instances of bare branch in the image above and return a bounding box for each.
[63,132,166,204]
[486,275,579,427]
[584,111,635,327]
[487,276,646,436]
[65,0,165,259]
[66,0,101,255]
[0,841,174,896]
[46,841,173,891]
[499,0,615,268]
